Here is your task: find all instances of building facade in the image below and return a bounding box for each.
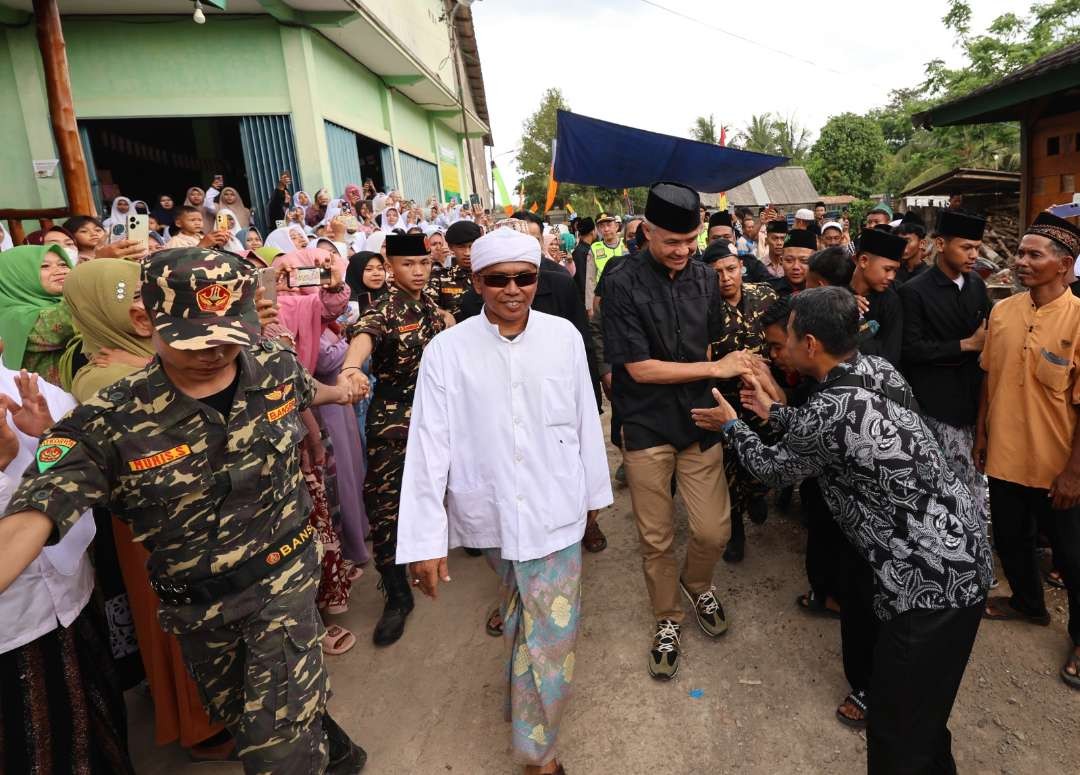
[0,0,493,229]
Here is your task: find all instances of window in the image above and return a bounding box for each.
[1063,174,1076,193]
[1047,136,1061,156]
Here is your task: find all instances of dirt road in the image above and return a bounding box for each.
[129,440,1080,774]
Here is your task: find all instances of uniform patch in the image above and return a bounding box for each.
[398,322,420,334]
[267,397,297,422]
[127,444,192,472]
[36,437,76,472]
[265,382,294,402]
[195,283,232,313]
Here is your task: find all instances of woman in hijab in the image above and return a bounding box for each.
[0,245,75,385]
[102,197,132,233]
[63,215,105,262]
[183,186,214,226]
[150,194,176,232]
[272,247,357,653]
[343,250,387,454]
[217,187,251,228]
[295,190,312,216]
[379,205,401,232]
[264,223,309,254]
[343,183,363,212]
[306,188,330,227]
[61,259,233,760]
[243,226,263,251]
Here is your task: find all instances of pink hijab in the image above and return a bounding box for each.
[273,247,348,371]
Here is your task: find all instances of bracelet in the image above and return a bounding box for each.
[341,366,363,373]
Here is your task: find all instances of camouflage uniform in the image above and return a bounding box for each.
[349,285,445,569]
[4,249,334,775]
[710,281,778,528]
[425,262,472,321]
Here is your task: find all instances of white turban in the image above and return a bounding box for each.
[470,227,541,273]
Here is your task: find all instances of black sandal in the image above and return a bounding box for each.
[796,591,841,619]
[1061,651,1080,690]
[836,690,868,729]
[485,605,503,637]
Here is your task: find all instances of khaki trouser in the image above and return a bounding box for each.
[623,442,731,623]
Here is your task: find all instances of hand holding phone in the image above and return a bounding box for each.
[215,212,230,232]
[125,213,149,254]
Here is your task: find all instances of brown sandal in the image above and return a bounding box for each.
[583,520,607,553]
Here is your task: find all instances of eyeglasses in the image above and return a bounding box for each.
[479,271,539,288]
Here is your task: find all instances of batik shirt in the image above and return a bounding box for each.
[723,353,993,621]
[350,285,445,440]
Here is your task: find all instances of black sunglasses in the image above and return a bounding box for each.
[479,271,539,288]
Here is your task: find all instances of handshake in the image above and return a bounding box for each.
[693,350,786,431]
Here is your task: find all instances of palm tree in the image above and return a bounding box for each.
[690,114,717,144]
[735,113,776,154]
[773,116,812,164]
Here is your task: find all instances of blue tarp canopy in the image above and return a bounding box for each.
[553,110,787,193]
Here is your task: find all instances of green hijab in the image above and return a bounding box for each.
[62,258,155,403]
[255,245,284,265]
[0,244,71,371]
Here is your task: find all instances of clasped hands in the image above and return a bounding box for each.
[692,350,784,432]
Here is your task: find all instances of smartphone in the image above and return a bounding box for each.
[257,266,278,304]
[289,266,332,288]
[125,213,149,252]
[275,220,286,230]
[109,222,127,243]
[215,212,230,232]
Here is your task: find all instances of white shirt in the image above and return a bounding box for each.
[0,368,95,654]
[397,310,613,563]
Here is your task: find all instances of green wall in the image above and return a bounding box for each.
[308,33,389,144]
[392,91,435,161]
[0,30,46,208]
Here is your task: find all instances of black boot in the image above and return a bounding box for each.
[324,713,367,773]
[372,565,414,646]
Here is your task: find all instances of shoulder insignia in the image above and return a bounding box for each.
[128,444,192,472]
[267,397,297,422]
[398,322,421,334]
[265,382,294,402]
[36,437,77,472]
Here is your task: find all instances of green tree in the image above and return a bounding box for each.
[690,114,718,144]
[734,113,777,154]
[806,113,888,198]
[732,113,810,163]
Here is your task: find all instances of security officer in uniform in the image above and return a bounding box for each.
[602,182,752,679]
[340,233,445,646]
[425,228,472,320]
[585,212,626,305]
[0,248,366,775]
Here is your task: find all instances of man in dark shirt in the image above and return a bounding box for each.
[698,286,991,774]
[850,228,906,365]
[572,216,596,305]
[770,229,815,297]
[893,217,930,285]
[899,209,990,529]
[602,182,752,680]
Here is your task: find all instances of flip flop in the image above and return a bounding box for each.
[1061,651,1080,690]
[796,591,841,619]
[323,624,357,655]
[835,690,868,729]
[485,605,503,638]
[984,596,1051,626]
[1045,569,1066,589]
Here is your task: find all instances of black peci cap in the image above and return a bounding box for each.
[385,233,429,257]
[644,182,701,234]
[858,228,906,262]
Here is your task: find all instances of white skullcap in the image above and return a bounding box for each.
[470,227,541,273]
[795,208,815,221]
[821,220,844,233]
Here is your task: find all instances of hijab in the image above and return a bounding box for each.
[0,245,71,371]
[364,231,387,256]
[264,224,308,254]
[0,223,13,251]
[151,195,175,229]
[306,188,329,227]
[272,247,337,371]
[255,245,285,265]
[343,184,362,207]
[183,186,205,209]
[345,251,387,304]
[218,187,251,228]
[103,196,132,230]
[63,259,154,403]
[379,206,400,231]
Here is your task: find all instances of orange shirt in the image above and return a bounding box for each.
[981,289,1080,489]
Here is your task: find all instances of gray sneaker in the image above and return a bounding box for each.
[648,619,681,681]
[680,580,728,637]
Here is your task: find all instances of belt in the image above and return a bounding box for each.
[150,522,317,607]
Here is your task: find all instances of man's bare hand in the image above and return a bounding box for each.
[338,369,370,402]
[0,371,56,438]
[409,557,450,599]
[972,431,987,474]
[1050,467,1080,510]
[0,407,19,471]
[712,350,754,379]
[691,387,738,431]
[95,239,146,261]
[198,230,232,250]
[739,373,775,421]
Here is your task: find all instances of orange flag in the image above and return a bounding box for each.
[529,202,539,213]
[543,140,559,213]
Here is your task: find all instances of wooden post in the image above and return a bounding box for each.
[7,219,25,246]
[33,0,95,217]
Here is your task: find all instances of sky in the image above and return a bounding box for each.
[470,0,1026,192]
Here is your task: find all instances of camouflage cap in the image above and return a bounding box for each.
[140,247,259,350]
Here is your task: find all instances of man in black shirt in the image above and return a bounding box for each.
[850,228,906,365]
[602,182,752,680]
[700,287,991,774]
[893,216,930,285]
[572,216,596,306]
[899,209,990,529]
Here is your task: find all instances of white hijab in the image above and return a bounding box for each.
[265,224,309,253]
[102,196,132,230]
[0,223,12,251]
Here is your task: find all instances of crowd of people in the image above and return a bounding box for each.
[0,169,1077,775]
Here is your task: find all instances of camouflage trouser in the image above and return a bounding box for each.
[176,579,329,775]
[365,438,407,569]
[722,405,770,545]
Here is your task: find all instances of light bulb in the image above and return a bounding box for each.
[193,1,206,24]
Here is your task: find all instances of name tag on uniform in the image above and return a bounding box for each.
[267,398,297,422]
[128,444,192,472]
[398,323,420,334]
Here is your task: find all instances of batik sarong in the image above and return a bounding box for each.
[485,542,581,766]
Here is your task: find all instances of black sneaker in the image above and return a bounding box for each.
[648,619,681,680]
[680,580,728,637]
[324,714,367,773]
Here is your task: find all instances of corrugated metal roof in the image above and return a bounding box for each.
[703,166,819,207]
